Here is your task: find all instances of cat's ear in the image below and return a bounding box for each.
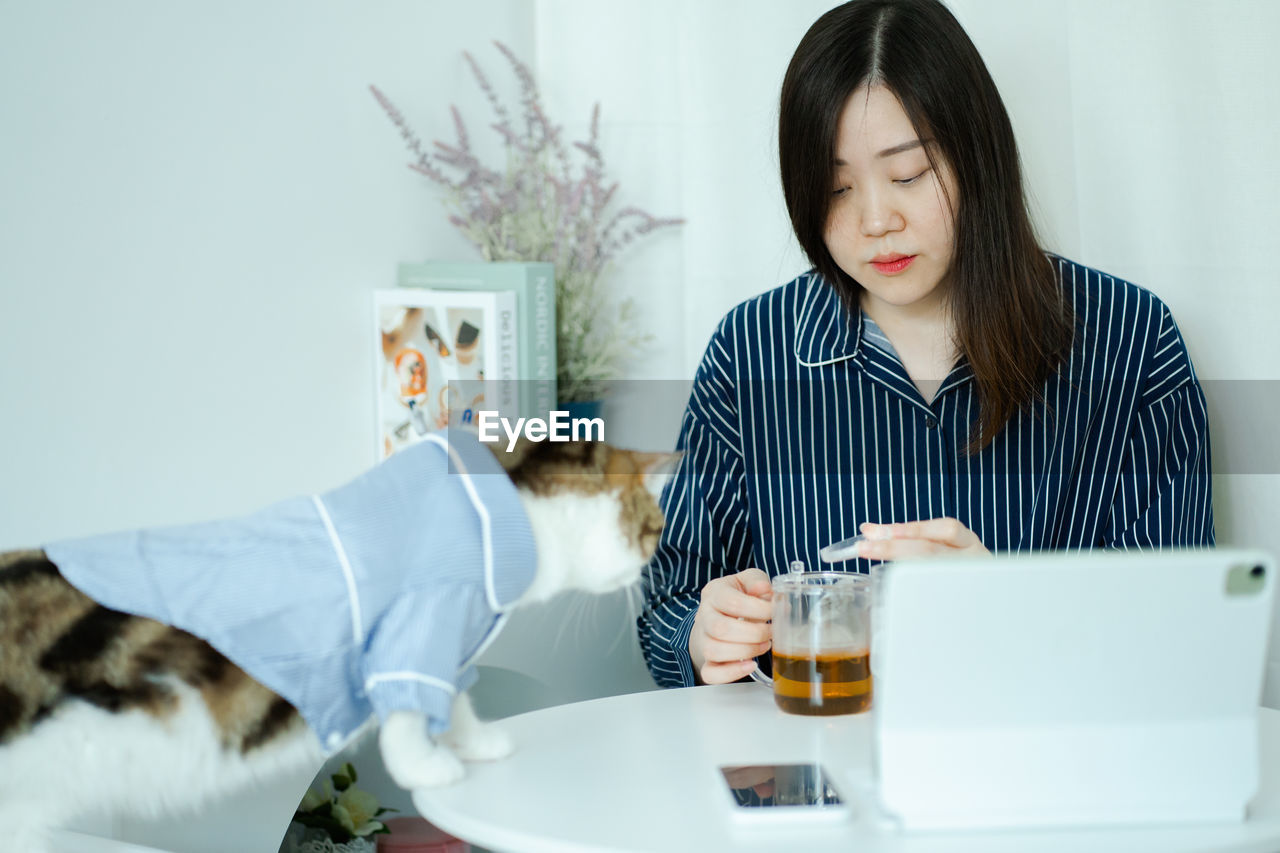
[637,450,683,501]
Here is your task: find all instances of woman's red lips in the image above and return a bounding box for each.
[870,254,916,274]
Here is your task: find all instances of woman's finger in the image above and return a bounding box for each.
[700,657,765,685]
[731,567,773,597]
[862,517,977,547]
[704,612,772,644]
[702,579,773,621]
[700,636,772,664]
[856,537,948,561]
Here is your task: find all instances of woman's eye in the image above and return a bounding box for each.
[832,186,850,197]
[895,169,929,186]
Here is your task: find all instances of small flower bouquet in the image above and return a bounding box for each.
[282,762,395,853]
[372,42,684,403]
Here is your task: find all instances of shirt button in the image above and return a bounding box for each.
[925,416,939,430]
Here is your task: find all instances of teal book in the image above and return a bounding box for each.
[398,261,557,420]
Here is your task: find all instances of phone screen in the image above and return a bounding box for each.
[719,762,845,811]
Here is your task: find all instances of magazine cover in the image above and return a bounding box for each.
[374,288,518,460]
[398,261,556,420]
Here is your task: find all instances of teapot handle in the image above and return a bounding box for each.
[748,661,773,687]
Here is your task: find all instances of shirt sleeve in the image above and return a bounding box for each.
[638,327,754,688]
[361,584,484,736]
[1103,307,1215,548]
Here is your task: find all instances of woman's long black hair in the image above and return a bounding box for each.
[780,0,1075,451]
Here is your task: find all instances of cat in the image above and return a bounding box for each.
[0,432,672,852]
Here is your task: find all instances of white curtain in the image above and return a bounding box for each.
[534,0,1280,705]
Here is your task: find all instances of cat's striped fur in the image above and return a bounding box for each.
[0,549,302,754]
[0,438,671,851]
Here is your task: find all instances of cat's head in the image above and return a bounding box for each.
[489,438,679,603]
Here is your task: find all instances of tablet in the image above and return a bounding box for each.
[872,548,1277,831]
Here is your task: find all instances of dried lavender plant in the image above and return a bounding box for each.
[371,42,684,403]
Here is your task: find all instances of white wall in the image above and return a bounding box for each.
[1057,0,1280,703]
[536,0,833,384]
[0,1,535,849]
[2,0,1277,848]
[0,0,537,545]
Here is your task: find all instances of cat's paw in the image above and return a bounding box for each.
[446,723,515,762]
[380,710,467,789]
[394,747,466,788]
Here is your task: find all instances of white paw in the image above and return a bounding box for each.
[394,747,466,788]
[447,723,515,762]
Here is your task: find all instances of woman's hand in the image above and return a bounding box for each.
[855,518,991,561]
[689,568,773,685]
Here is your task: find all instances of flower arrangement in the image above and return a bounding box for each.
[371,42,684,403]
[287,762,394,851]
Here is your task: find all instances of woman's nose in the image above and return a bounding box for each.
[859,193,904,237]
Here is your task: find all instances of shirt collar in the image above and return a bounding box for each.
[793,273,863,367]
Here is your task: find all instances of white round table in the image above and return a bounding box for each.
[412,684,1280,852]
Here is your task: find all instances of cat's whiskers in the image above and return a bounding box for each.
[604,581,646,657]
[624,583,642,634]
[552,592,586,651]
[577,597,591,650]
[545,585,637,657]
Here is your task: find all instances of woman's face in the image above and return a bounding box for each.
[824,85,959,314]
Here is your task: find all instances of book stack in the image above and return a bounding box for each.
[374,262,556,460]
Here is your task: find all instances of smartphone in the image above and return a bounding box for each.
[719,763,851,822]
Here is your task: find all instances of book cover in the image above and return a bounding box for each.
[374,288,518,460]
[398,261,556,420]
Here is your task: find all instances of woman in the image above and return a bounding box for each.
[638,0,1213,688]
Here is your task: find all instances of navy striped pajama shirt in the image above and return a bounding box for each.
[638,254,1214,689]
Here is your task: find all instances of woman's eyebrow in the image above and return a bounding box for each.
[876,139,924,158]
[833,139,927,165]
